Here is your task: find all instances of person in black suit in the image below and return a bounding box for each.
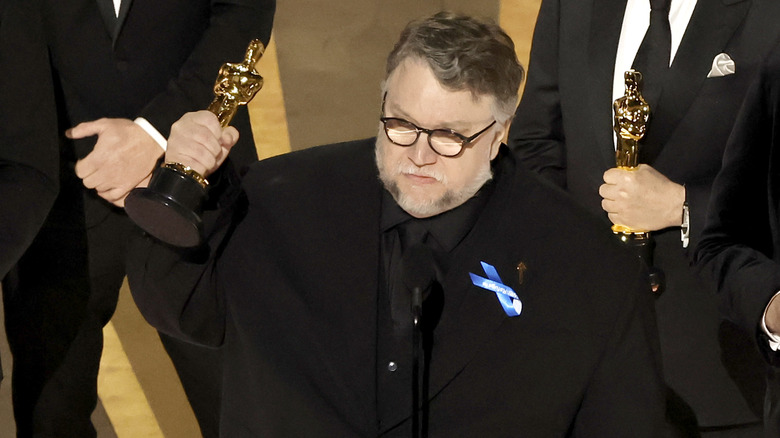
[0,0,58,389]
[508,0,780,435]
[126,12,665,436]
[695,38,780,436]
[1,1,275,436]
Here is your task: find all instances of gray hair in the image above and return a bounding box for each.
[383,11,524,123]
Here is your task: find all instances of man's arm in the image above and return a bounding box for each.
[127,217,231,346]
[695,51,780,363]
[507,0,567,188]
[0,0,58,277]
[71,0,276,206]
[126,112,243,345]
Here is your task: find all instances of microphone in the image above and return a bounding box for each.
[401,244,436,323]
[400,244,435,438]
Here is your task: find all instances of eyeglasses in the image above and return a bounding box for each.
[380,94,496,157]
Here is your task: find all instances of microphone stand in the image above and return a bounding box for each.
[412,286,422,438]
[402,243,434,438]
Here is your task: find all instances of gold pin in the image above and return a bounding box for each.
[516,262,527,285]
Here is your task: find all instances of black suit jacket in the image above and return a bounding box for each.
[0,0,58,278]
[509,0,780,426]
[695,40,780,367]
[127,139,665,436]
[695,38,780,435]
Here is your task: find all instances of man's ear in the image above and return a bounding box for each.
[490,120,511,160]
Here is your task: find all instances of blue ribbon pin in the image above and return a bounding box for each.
[469,261,522,317]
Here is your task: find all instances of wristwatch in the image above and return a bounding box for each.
[680,201,690,248]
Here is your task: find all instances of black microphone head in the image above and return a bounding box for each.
[401,244,437,293]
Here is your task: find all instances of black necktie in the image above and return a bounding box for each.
[399,220,429,252]
[388,221,429,325]
[632,0,672,108]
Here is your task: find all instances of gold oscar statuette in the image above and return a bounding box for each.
[207,39,265,128]
[611,70,664,293]
[124,39,266,248]
[611,70,650,236]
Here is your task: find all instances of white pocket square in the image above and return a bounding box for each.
[707,53,735,78]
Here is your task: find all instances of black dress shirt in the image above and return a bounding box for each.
[375,163,498,434]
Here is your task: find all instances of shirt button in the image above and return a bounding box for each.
[387,361,398,372]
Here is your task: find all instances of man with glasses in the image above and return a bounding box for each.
[126,12,664,436]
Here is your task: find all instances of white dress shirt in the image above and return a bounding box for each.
[612,0,698,104]
[763,292,780,350]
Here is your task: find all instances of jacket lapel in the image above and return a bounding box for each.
[427,245,518,399]
[425,149,527,398]
[95,0,116,39]
[114,0,132,43]
[640,0,751,164]
[588,0,629,170]
[94,0,133,45]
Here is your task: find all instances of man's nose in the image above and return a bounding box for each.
[409,133,437,165]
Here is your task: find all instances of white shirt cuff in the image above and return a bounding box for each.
[680,197,689,248]
[761,290,780,351]
[134,117,167,151]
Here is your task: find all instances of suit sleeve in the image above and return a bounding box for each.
[683,176,711,253]
[137,0,276,138]
[0,0,58,278]
[126,161,245,346]
[695,50,780,364]
[574,264,666,436]
[507,0,567,188]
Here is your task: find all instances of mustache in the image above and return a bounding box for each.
[396,163,446,183]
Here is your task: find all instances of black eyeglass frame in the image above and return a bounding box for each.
[379,93,497,158]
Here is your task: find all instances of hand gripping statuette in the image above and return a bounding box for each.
[124,39,265,247]
[612,70,663,293]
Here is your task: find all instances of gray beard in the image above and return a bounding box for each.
[375,143,493,218]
